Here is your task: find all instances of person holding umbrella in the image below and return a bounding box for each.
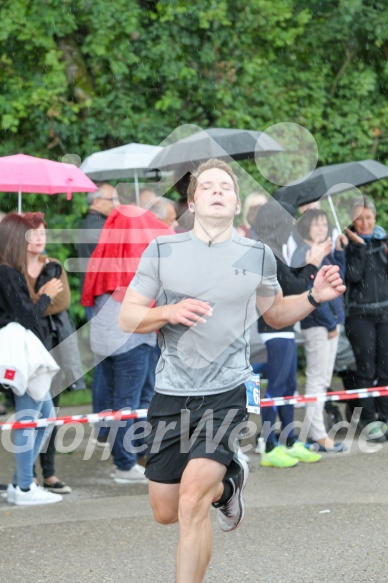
[344,195,388,440]
[291,209,348,452]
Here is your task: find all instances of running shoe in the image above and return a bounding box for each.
[279,442,321,463]
[260,446,299,468]
[216,458,249,532]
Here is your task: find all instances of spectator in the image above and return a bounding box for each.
[344,195,388,441]
[291,209,348,452]
[77,183,119,446]
[81,205,174,483]
[237,191,267,238]
[0,211,7,415]
[254,200,325,467]
[139,188,158,208]
[147,197,178,228]
[77,183,119,291]
[0,214,63,505]
[285,201,339,266]
[24,212,73,494]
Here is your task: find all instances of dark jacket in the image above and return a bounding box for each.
[0,265,51,342]
[77,210,107,292]
[291,242,346,331]
[259,259,318,334]
[345,226,388,317]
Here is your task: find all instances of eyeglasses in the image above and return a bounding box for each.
[97,197,119,202]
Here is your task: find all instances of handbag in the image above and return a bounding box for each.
[35,261,86,391]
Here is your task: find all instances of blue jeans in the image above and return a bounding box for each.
[100,344,157,471]
[85,306,110,439]
[261,337,297,446]
[12,392,55,489]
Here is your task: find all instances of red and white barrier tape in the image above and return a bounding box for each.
[1,386,388,431]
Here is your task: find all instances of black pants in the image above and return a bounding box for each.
[345,313,388,424]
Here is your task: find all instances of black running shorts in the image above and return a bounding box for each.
[144,384,248,484]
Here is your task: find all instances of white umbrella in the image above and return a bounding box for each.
[80,143,163,205]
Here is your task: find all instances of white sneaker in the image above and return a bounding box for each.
[237,447,251,463]
[6,483,16,504]
[114,465,148,484]
[14,482,63,506]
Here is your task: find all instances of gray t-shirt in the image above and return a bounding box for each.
[130,231,280,396]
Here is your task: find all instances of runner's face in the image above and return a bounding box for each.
[193,168,238,220]
[27,222,46,255]
[353,207,375,236]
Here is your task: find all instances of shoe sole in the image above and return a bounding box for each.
[260,460,299,468]
[293,457,321,463]
[15,497,63,505]
[44,487,72,494]
[231,459,249,532]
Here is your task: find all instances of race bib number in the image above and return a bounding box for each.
[244,376,260,415]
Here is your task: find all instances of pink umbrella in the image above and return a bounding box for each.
[0,153,97,213]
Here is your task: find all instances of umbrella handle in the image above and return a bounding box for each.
[66,179,73,200]
[328,195,342,234]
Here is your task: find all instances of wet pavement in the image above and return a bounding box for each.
[1,403,387,583]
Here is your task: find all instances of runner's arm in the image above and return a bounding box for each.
[257,264,345,329]
[119,287,213,334]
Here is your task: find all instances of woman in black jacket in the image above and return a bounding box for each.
[253,200,329,466]
[24,211,73,494]
[345,195,388,441]
[0,214,64,505]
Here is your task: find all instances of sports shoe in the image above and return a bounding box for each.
[6,483,16,504]
[91,434,111,448]
[14,482,63,506]
[260,446,299,468]
[113,465,148,484]
[363,421,387,442]
[279,442,321,463]
[216,458,249,532]
[237,447,250,463]
[43,480,72,494]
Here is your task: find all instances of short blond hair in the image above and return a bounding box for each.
[187,158,239,203]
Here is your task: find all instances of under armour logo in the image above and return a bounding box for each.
[235,269,246,275]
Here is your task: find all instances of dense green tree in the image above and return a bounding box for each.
[0,0,387,321]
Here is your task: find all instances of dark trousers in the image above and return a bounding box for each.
[345,314,388,424]
[261,337,298,445]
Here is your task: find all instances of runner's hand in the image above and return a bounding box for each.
[166,299,213,327]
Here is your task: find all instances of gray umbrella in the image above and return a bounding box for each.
[150,127,284,171]
[273,159,388,207]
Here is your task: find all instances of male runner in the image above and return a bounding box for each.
[119,158,345,583]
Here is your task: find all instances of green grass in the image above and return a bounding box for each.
[0,388,93,410]
[59,389,93,407]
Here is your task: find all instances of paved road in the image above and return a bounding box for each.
[1,405,387,583]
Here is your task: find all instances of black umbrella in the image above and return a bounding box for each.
[273,159,388,208]
[150,127,284,171]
